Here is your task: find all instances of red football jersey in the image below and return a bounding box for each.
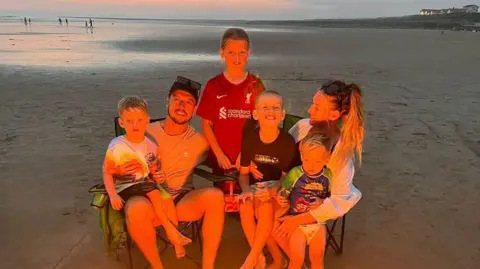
[196,73,265,171]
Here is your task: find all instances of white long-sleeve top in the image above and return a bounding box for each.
[289,119,362,223]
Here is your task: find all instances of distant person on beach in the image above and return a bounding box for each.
[103,96,191,258]
[65,18,68,25]
[59,18,62,25]
[236,90,296,269]
[24,17,27,26]
[113,77,225,269]
[89,18,93,28]
[28,18,31,25]
[85,21,88,28]
[273,80,364,269]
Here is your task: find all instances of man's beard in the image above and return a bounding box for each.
[168,108,191,125]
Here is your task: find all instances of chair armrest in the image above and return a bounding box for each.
[89,183,107,194]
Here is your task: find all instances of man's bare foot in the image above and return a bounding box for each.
[254,254,266,269]
[240,254,256,269]
[173,244,186,259]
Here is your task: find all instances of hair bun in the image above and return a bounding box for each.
[340,85,353,114]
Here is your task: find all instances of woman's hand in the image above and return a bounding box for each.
[274,215,301,240]
[309,198,324,210]
[275,192,289,208]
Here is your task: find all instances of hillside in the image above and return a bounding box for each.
[244,13,480,30]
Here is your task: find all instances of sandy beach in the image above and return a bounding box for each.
[1,18,480,269]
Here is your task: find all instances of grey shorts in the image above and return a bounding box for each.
[249,180,278,195]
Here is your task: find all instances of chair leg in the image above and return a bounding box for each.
[126,233,134,269]
[325,219,342,255]
[190,221,196,239]
[339,214,346,254]
[196,220,204,255]
[156,231,170,254]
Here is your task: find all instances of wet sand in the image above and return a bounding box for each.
[1,20,480,269]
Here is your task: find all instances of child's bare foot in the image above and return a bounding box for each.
[254,254,266,269]
[173,244,186,259]
[166,228,191,246]
[240,254,257,269]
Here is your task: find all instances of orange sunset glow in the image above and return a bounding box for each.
[59,0,293,9]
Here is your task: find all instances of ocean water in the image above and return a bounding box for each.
[0,19,220,67]
[0,17,310,68]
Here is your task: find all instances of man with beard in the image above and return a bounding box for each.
[119,76,225,269]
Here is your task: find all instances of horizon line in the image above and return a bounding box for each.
[2,14,420,22]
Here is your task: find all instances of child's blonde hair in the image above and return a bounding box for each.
[117,96,148,115]
[300,127,334,154]
[255,90,283,107]
[221,28,251,49]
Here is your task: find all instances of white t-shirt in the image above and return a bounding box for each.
[105,136,158,183]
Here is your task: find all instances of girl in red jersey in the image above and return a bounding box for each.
[196,28,265,176]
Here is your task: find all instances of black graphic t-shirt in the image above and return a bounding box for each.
[240,123,296,185]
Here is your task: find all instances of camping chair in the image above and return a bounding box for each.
[193,114,347,257]
[88,117,203,269]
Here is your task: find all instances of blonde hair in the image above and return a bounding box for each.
[323,82,364,167]
[117,96,148,115]
[220,28,251,49]
[300,128,334,154]
[255,89,283,107]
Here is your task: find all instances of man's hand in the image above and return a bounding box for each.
[115,160,141,178]
[274,215,300,240]
[216,152,234,170]
[249,162,263,180]
[151,170,166,184]
[148,161,159,174]
[110,193,124,210]
[236,190,253,204]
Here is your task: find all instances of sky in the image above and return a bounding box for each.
[1,0,479,20]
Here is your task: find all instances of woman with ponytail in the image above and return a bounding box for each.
[274,80,364,268]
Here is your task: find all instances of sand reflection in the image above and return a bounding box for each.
[0,20,221,67]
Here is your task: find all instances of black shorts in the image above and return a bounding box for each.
[118,182,157,202]
[173,189,193,205]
